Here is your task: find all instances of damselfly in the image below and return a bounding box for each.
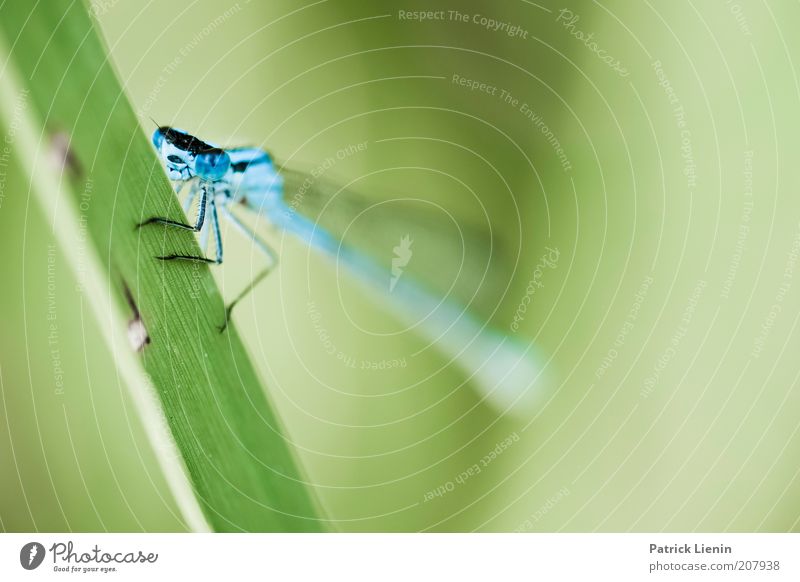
[138,126,551,415]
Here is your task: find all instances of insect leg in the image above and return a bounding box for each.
[221,204,277,266]
[153,185,218,262]
[217,203,277,332]
[196,190,213,256]
[137,182,208,231]
[210,198,223,265]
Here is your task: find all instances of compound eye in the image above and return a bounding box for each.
[152,128,165,150]
[195,150,231,181]
[167,155,185,164]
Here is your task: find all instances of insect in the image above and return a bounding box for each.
[138,126,551,415]
[139,127,286,328]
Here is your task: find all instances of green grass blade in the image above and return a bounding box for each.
[0,0,323,531]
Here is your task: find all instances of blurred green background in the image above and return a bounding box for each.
[2,0,800,531]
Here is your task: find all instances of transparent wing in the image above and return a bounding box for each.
[276,164,516,320]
